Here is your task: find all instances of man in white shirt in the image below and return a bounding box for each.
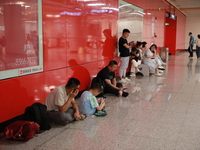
[45,78,86,125]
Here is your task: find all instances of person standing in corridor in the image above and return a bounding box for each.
[118,29,131,84]
[188,32,194,58]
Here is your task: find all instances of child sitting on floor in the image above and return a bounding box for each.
[80,83,106,116]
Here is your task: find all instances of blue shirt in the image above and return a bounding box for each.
[190,36,194,46]
[80,91,99,115]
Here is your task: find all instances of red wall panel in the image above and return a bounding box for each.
[0,0,186,123]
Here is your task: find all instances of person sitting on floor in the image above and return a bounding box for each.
[95,60,129,97]
[130,41,143,77]
[143,44,165,76]
[45,78,86,126]
[80,83,106,116]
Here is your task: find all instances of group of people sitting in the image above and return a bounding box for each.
[129,41,166,78]
[44,28,167,127]
[44,60,129,126]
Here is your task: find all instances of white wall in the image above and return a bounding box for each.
[185,17,200,49]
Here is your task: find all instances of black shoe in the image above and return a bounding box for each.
[122,92,129,97]
[158,67,165,70]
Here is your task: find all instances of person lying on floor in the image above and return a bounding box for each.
[45,78,87,126]
[80,83,107,116]
[96,60,129,97]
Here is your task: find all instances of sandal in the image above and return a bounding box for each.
[79,113,87,120]
[95,110,107,117]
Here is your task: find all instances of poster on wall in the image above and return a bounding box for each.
[0,0,43,80]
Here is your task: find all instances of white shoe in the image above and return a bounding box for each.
[130,73,136,77]
[155,73,162,76]
[124,77,131,82]
[119,78,128,84]
[158,66,165,70]
[159,70,163,73]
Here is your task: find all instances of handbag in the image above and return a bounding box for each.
[4,120,40,141]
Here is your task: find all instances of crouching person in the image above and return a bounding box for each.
[80,83,107,116]
[45,78,86,126]
[97,60,129,97]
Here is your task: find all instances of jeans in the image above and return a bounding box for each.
[104,83,122,96]
[196,46,200,58]
[47,107,75,123]
[119,57,129,77]
[188,45,193,57]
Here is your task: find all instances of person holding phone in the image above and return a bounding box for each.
[143,44,165,76]
[45,78,87,126]
[80,83,106,116]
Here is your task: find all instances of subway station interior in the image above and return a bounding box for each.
[1,0,200,149]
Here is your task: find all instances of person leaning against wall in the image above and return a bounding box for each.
[45,78,87,126]
[118,29,132,84]
[188,32,194,58]
[195,34,200,60]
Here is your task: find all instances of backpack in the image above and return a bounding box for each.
[23,102,51,131]
[4,121,40,141]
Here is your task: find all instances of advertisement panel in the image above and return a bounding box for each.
[0,0,43,80]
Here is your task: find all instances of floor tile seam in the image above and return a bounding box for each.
[118,133,150,139]
[36,127,69,147]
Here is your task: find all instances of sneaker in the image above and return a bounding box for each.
[130,73,136,77]
[155,73,162,76]
[119,78,128,84]
[124,77,131,82]
[158,66,165,70]
[122,91,129,97]
[158,70,163,73]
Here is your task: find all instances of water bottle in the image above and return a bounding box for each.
[119,87,123,96]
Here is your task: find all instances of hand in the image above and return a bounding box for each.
[74,111,80,120]
[69,89,79,99]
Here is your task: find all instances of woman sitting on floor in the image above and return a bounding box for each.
[143,44,165,76]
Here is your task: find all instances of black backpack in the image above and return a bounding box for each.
[23,102,51,132]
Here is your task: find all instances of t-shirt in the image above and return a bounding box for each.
[190,36,194,46]
[45,84,70,111]
[118,37,130,57]
[97,66,115,82]
[130,47,141,62]
[195,39,200,47]
[80,91,99,115]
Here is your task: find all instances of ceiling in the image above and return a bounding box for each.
[166,0,200,17]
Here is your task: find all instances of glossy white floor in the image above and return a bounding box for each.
[1,51,200,150]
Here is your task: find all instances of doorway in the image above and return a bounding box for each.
[164,17,177,55]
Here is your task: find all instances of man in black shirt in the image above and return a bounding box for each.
[97,60,129,97]
[119,29,131,84]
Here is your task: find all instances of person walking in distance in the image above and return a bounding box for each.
[188,32,194,58]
